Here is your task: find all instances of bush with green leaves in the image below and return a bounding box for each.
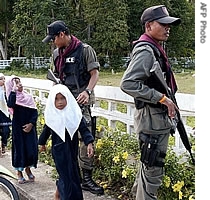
[158,144,195,200]
[93,126,140,199]
[93,125,195,200]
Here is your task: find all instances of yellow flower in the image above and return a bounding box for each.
[189,194,195,200]
[179,191,183,199]
[103,184,108,189]
[98,154,101,161]
[97,125,102,133]
[113,155,120,163]
[96,139,103,149]
[172,181,184,192]
[118,194,122,199]
[122,151,128,160]
[164,176,171,188]
[47,140,52,148]
[41,118,45,125]
[122,169,128,178]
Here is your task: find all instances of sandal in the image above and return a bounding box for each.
[25,167,35,182]
[18,177,27,184]
[27,173,35,182]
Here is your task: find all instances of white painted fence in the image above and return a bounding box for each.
[16,77,195,154]
[0,57,50,69]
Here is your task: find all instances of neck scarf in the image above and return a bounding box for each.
[44,84,82,142]
[5,75,37,111]
[134,33,177,94]
[55,35,81,79]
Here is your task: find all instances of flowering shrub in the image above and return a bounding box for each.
[93,125,195,200]
[93,126,140,199]
[158,136,195,200]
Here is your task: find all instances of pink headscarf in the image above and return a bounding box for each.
[5,75,37,110]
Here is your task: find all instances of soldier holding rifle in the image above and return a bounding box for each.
[120,5,181,200]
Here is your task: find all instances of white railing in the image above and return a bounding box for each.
[0,57,50,69]
[17,77,195,154]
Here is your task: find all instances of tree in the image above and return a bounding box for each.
[10,0,55,62]
[5,0,194,66]
[83,0,129,59]
[0,0,15,59]
[10,0,88,60]
[166,0,195,58]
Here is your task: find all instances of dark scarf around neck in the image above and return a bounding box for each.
[56,35,81,79]
[134,33,177,94]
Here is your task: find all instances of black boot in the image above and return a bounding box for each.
[81,168,104,195]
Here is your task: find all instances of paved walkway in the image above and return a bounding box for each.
[0,150,116,200]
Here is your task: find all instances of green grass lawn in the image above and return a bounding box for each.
[1,68,195,94]
[98,70,195,94]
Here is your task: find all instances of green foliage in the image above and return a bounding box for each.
[93,126,140,199]
[10,0,53,57]
[2,0,195,62]
[158,147,195,200]
[93,125,195,199]
[83,0,129,58]
[187,116,195,128]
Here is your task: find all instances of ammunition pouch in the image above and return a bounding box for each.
[139,134,166,167]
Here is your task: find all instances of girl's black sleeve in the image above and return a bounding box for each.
[78,117,94,146]
[38,124,52,145]
[7,92,16,108]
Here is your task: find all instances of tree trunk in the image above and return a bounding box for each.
[0,40,6,59]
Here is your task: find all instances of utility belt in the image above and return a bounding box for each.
[139,133,166,168]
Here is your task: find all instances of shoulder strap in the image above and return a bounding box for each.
[132,41,160,58]
[125,41,161,68]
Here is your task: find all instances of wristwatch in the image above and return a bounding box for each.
[85,88,92,96]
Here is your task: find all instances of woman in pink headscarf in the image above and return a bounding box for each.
[6,75,38,184]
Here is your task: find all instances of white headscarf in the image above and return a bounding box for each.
[44,84,82,142]
[0,73,9,117]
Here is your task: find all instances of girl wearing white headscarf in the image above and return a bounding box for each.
[39,84,94,200]
[6,75,38,184]
[0,73,11,153]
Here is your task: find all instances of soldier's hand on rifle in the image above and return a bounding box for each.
[159,95,178,118]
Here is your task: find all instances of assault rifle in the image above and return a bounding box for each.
[46,69,60,84]
[150,61,195,165]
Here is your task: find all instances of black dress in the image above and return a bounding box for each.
[7,91,38,169]
[39,117,94,200]
[0,110,12,146]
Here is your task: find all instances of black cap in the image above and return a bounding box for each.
[141,5,181,25]
[42,20,68,43]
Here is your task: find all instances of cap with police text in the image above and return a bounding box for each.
[42,20,68,43]
[141,5,181,25]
